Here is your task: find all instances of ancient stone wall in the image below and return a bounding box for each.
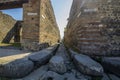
[40,0,60,45]
[22,0,41,49]
[22,0,60,50]
[64,0,120,56]
[0,11,16,43]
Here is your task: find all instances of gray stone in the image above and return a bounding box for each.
[69,49,78,59]
[63,72,88,80]
[30,43,50,51]
[70,50,104,76]
[109,74,120,80]
[17,65,48,80]
[71,69,91,80]
[40,70,89,80]
[55,44,70,61]
[102,57,120,77]
[29,45,58,67]
[40,71,64,80]
[102,73,110,80]
[29,42,40,51]
[55,44,73,71]
[0,59,34,78]
[49,56,67,74]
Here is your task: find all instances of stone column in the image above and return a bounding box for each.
[22,0,41,50]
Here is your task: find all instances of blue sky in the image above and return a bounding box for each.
[1,8,23,20]
[1,0,73,38]
[51,0,72,38]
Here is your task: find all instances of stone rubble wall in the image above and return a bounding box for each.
[39,0,60,46]
[64,0,120,56]
[22,0,41,49]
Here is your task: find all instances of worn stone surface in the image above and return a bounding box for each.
[0,59,34,78]
[53,44,75,73]
[55,44,71,61]
[40,71,89,80]
[15,44,91,80]
[63,71,89,80]
[40,0,60,45]
[72,69,91,80]
[0,11,16,43]
[40,71,64,80]
[102,73,110,80]
[64,0,120,56]
[49,56,67,74]
[109,74,120,80]
[17,65,48,80]
[0,48,30,57]
[1,44,120,79]
[28,42,49,51]
[28,45,58,67]
[70,50,104,76]
[102,57,120,77]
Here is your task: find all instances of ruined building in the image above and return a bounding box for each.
[0,0,60,50]
[64,0,120,56]
[0,12,16,43]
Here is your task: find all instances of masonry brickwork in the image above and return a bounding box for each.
[64,0,120,56]
[22,0,60,50]
[22,0,41,49]
[39,0,60,45]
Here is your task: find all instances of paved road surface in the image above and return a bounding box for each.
[0,48,31,58]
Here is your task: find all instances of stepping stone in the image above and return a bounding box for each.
[102,57,120,77]
[40,71,64,80]
[70,50,104,76]
[63,72,88,80]
[102,73,110,80]
[17,65,48,80]
[108,74,120,80]
[0,59,34,78]
[49,56,67,74]
[29,45,59,67]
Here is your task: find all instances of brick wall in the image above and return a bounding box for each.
[39,0,60,46]
[22,0,40,50]
[64,0,120,56]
